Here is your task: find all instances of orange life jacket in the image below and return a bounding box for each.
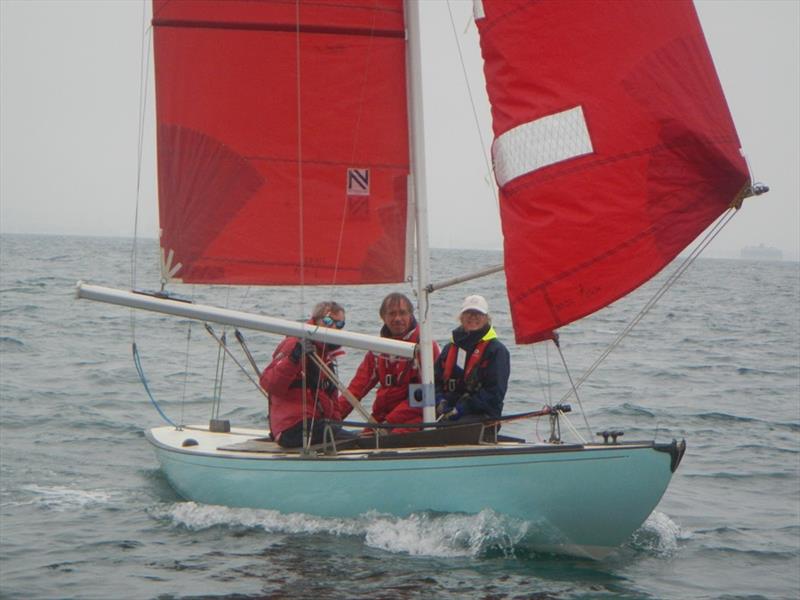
[442,339,491,392]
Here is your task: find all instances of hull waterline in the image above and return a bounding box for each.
[146,425,684,559]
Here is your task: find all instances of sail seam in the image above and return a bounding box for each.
[503,134,743,196]
[243,155,408,169]
[512,203,736,343]
[151,19,404,38]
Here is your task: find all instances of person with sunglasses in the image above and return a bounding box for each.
[434,294,510,425]
[338,292,440,434]
[260,301,353,448]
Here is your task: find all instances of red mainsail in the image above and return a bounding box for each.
[151,0,410,285]
[475,0,750,343]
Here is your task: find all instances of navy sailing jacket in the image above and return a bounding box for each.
[434,324,510,420]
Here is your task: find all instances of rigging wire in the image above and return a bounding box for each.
[552,336,593,439]
[211,331,227,421]
[293,0,311,450]
[127,3,269,429]
[133,343,178,428]
[546,342,551,405]
[445,0,498,208]
[130,3,152,339]
[557,409,588,444]
[125,2,188,430]
[294,0,307,322]
[529,344,554,410]
[558,206,740,405]
[180,319,193,427]
[209,288,235,421]
[329,4,380,291]
[235,329,262,378]
[205,325,269,399]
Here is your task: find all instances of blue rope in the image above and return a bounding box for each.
[132,343,178,427]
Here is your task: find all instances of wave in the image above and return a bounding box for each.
[0,336,25,350]
[734,443,800,455]
[736,366,786,376]
[691,412,800,432]
[10,485,113,511]
[603,403,657,418]
[694,524,800,536]
[0,304,40,315]
[683,470,797,481]
[692,544,799,560]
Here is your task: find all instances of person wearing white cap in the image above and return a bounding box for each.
[433,294,510,424]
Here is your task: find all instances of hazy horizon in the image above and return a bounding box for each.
[2,230,796,263]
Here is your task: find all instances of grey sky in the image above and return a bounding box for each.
[1,0,798,260]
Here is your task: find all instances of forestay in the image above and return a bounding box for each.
[475,0,751,343]
[151,0,411,285]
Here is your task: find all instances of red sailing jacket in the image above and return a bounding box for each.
[260,336,344,441]
[339,324,440,424]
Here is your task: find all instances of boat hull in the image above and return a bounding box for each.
[146,426,682,558]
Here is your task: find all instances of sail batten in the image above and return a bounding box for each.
[476,0,750,343]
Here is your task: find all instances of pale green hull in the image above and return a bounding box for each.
[147,425,683,559]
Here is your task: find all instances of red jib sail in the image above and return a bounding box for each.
[475,0,750,343]
[151,0,409,285]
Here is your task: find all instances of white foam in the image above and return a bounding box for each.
[628,511,683,555]
[364,509,529,557]
[153,502,364,536]
[154,503,529,558]
[19,484,112,511]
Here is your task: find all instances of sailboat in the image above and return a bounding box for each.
[76,0,764,559]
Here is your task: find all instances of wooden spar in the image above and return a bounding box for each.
[75,282,417,358]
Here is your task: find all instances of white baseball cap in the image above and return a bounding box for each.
[460,294,489,315]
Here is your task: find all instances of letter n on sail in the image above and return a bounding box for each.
[347,168,370,220]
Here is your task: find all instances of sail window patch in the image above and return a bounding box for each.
[493,106,593,187]
[347,168,370,196]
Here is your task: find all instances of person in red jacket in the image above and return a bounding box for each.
[339,293,440,433]
[260,301,352,448]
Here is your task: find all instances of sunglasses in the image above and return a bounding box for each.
[320,315,346,329]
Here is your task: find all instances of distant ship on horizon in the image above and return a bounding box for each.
[741,244,783,261]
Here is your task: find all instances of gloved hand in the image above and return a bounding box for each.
[290,338,315,363]
[435,399,450,417]
[444,403,463,421]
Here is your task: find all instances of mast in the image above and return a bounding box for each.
[405,0,435,422]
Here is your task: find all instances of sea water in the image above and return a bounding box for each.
[1,234,798,599]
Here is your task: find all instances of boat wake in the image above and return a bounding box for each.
[362,510,529,557]
[625,511,683,556]
[12,485,113,511]
[152,502,531,557]
[151,501,681,559]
